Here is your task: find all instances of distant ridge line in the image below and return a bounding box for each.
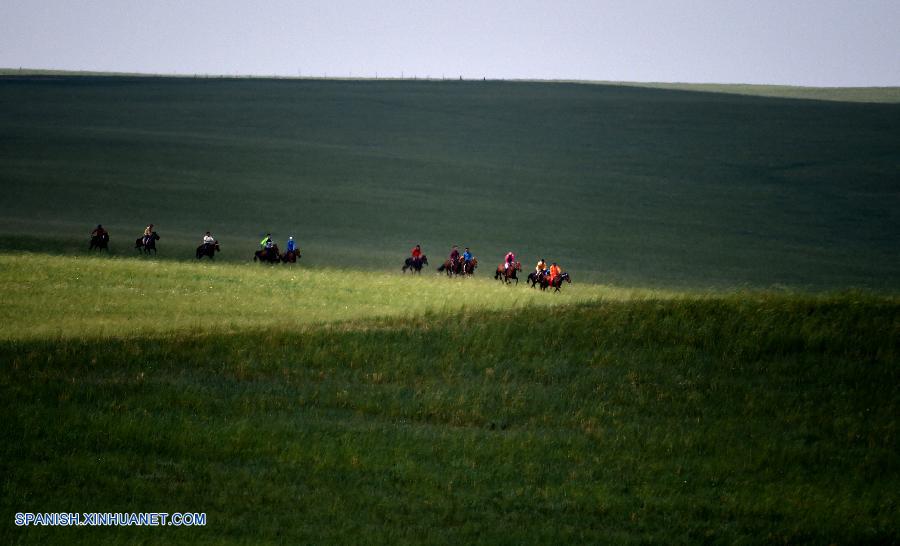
[2,68,898,103]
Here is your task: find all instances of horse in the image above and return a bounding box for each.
[89,233,109,252]
[281,249,301,263]
[402,255,428,274]
[541,272,571,292]
[135,231,160,255]
[254,245,281,264]
[463,257,478,276]
[437,257,464,276]
[494,261,521,284]
[527,270,548,288]
[196,241,220,260]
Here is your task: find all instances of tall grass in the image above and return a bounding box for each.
[1,257,897,543]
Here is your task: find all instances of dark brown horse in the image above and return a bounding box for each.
[437,257,464,276]
[463,257,478,276]
[281,249,301,263]
[541,272,571,292]
[254,245,281,263]
[196,241,220,260]
[402,255,428,274]
[89,233,109,252]
[494,261,521,284]
[135,231,160,255]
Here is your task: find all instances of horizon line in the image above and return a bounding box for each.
[2,67,899,90]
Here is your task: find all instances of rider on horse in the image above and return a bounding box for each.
[286,236,296,253]
[202,231,215,250]
[142,224,154,246]
[463,247,473,267]
[411,244,423,266]
[92,224,108,239]
[504,251,516,271]
[449,245,460,271]
[549,262,562,284]
[536,258,548,278]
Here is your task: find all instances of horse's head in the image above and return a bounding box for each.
[515,261,522,271]
[151,231,160,240]
[563,272,571,283]
[421,255,428,265]
[214,242,221,251]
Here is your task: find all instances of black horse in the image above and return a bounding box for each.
[196,241,220,260]
[281,249,301,263]
[135,231,160,255]
[527,270,547,288]
[541,272,571,292]
[89,233,109,252]
[254,245,281,264]
[402,255,428,274]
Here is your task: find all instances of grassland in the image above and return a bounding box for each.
[1,75,899,289]
[1,253,897,543]
[0,253,637,341]
[594,81,900,104]
[2,76,899,543]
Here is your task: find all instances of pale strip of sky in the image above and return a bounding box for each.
[1,0,898,86]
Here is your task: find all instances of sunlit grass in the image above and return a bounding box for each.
[2,286,897,544]
[0,252,678,341]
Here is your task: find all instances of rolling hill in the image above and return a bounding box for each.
[2,76,898,544]
[1,75,898,289]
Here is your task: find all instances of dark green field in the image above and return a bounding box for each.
[1,76,899,288]
[2,76,899,543]
[3,295,898,544]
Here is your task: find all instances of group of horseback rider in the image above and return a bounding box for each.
[437,245,477,276]
[255,232,301,263]
[533,258,564,286]
[260,233,297,254]
[92,225,566,284]
[91,224,300,262]
[407,245,567,287]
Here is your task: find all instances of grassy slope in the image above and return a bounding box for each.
[0,253,637,341]
[2,275,897,543]
[1,76,899,289]
[2,76,898,543]
[595,81,900,104]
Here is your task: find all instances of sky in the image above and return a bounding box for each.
[2,0,898,86]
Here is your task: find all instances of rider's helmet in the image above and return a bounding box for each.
[289,236,293,240]
[97,224,102,229]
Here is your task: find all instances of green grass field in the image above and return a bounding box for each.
[1,75,899,288]
[1,76,899,543]
[1,255,897,543]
